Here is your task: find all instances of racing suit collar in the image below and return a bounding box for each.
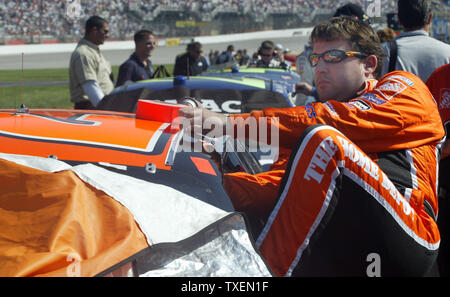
[356,79,378,96]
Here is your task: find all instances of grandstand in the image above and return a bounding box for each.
[0,0,448,44]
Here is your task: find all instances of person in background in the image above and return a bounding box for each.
[426,63,450,277]
[248,40,288,69]
[377,27,396,43]
[233,49,243,65]
[210,50,220,65]
[173,41,209,77]
[116,29,156,87]
[381,0,450,82]
[215,44,235,65]
[333,2,368,22]
[69,15,114,109]
[239,49,250,66]
[295,42,316,105]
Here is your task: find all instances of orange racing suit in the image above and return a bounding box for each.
[224,71,444,276]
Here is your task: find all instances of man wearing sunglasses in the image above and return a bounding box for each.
[248,40,289,69]
[173,41,209,77]
[295,47,375,102]
[179,17,444,276]
[116,30,156,87]
[69,15,114,109]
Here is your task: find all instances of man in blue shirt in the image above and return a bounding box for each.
[116,30,156,87]
[215,44,235,65]
[173,41,209,77]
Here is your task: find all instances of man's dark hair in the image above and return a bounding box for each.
[187,41,202,51]
[397,0,431,29]
[134,29,154,43]
[334,3,366,21]
[310,16,385,79]
[85,15,108,35]
[260,40,275,51]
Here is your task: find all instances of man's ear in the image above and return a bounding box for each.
[363,55,378,78]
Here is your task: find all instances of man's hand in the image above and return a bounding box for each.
[295,82,314,96]
[178,106,227,137]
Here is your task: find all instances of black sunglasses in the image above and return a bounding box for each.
[145,41,157,46]
[309,49,367,67]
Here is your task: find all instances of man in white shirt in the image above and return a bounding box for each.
[381,0,450,82]
[69,15,114,109]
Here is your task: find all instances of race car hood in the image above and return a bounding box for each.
[0,108,272,276]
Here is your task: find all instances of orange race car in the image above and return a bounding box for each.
[0,101,271,277]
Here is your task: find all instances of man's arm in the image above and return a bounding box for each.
[82,80,105,107]
[229,72,445,153]
[180,72,444,154]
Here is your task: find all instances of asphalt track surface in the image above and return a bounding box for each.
[0,36,309,70]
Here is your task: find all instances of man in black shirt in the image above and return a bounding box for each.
[116,30,156,87]
[173,41,209,77]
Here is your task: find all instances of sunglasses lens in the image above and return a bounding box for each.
[324,51,344,63]
[309,55,319,66]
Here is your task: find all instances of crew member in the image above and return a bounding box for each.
[173,41,209,77]
[116,29,156,87]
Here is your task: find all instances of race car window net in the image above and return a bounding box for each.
[221,137,263,175]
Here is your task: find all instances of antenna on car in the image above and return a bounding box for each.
[21,52,24,107]
[14,53,28,114]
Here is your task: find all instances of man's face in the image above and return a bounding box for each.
[190,46,203,59]
[260,48,274,63]
[136,34,156,58]
[93,23,109,45]
[312,39,367,102]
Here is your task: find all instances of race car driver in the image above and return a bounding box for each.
[179,17,444,276]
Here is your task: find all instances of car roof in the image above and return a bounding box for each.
[200,67,301,92]
[111,76,268,95]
